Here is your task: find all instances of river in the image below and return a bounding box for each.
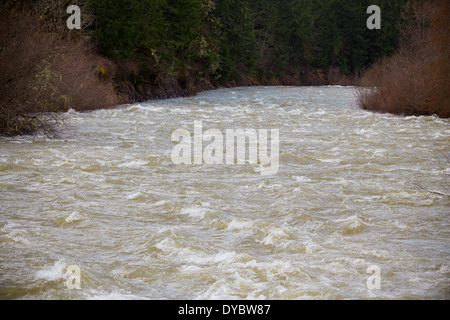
[0,86,448,299]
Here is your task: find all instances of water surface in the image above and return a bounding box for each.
[0,86,448,299]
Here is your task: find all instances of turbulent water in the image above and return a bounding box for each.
[0,86,449,299]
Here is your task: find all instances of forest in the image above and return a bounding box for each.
[0,0,447,136]
[90,0,409,95]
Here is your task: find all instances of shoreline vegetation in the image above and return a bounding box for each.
[357,0,449,118]
[0,0,448,137]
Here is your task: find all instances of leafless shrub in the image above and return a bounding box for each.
[0,4,118,136]
[357,0,449,118]
[416,152,450,197]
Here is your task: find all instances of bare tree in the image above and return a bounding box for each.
[416,152,450,197]
[0,3,118,137]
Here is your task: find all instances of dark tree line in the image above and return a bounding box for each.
[90,0,410,91]
[0,0,417,135]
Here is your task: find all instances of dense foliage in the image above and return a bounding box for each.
[3,0,435,136]
[358,0,450,118]
[90,0,409,89]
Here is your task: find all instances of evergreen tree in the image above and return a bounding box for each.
[214,0,257,82]
[88,0,412,92]
[92,0,168,60]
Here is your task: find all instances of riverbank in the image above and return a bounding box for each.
[357,0,449,118]
[0,2,360,138]
[110,63,361,103]
[3,0,447,137]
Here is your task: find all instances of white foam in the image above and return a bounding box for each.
[65,211,85,223]
[305,240,322,253]
[226,219,254,231]
[147,105,165,112]
[117,160,148,168]
[155,238,179,252]
[312,110,327,116]
[180,207,208,219]
[1,222,30,245]
[293,176,312,183]
[317,158,341,163]
[393,221,408,229]
[153,200,169,207]
[372,148,388,157]
[185,251,238,265]
[85,289,145,300]
[35,260,67,282]
[67,108,79,114]
[156,237,239,267]
[178,265,203,272]
[170,108,191,114]
[125,191,145,200]
[335,215,365,234]
[195,258,300,299]
[259,226,290,246]
[125,104,143,112]
[196,272,263,300]
[243,259,295,276]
